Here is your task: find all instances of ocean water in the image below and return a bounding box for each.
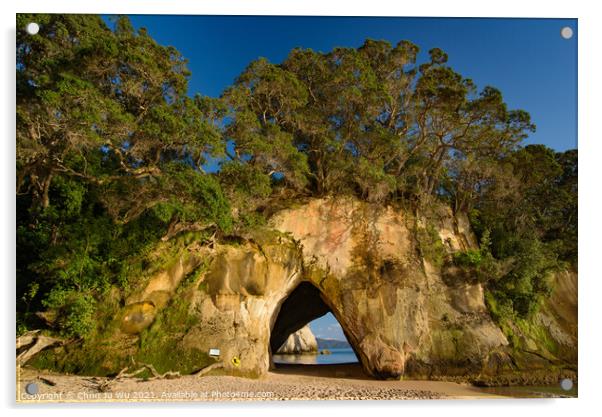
[273,348,358,365]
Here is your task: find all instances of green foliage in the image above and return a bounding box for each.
[416,224,446,267]
[449,230,500,284]
[43,289,96,339]
[485,290,560,354]
[467,146,575,319]
[219,161,272,205]
[219,38,535,202]
[153,162,233,233]
[480,237,558,319]
[137,297,212,374]
[484,290,520,346]
[222,58,310,191]
[237,211,268,230]
[485,290,514,322]
[453,249,483,268]
[492,238,557,318]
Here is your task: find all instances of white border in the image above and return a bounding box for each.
[2,1,599,416]
[7,0,585,17]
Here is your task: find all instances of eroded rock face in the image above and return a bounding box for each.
[111,234,305,377]
[269,197,508,379]
[277,325,318,354]
[179,238,304,377]
[74,197,575,381]
[136,197,510,379]
[120,250,205,334]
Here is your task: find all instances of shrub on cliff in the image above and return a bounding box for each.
[42,289,96,339]
[453,249,483,268]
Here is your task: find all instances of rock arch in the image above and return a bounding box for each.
[269,281,330,356]
[111,197,509,381]
[267,197,508,380]
[268,281,364,371]
[36,197,572,384]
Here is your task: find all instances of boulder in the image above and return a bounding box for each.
[276,325,318,354]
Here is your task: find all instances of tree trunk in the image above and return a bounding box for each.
[40,172,53,209]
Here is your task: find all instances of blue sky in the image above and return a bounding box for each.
[309,312,346,340]
[114,15,577,152]
[108,15,577,341]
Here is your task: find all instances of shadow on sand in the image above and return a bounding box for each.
[272,362,373,380]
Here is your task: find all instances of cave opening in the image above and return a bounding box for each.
[269,281,359,369]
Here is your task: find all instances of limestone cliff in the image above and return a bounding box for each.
[28,197,577,384]
[268,198,507,379]
[276,325,318,354]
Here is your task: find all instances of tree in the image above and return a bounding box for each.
[17,14,223,220]
[222,58,310,192]
[16,14,232,336]
[469,145,578,318]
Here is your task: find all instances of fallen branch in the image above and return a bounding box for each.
[92,362,181,392]
[16,331,63,366]
[193,361,224,377]
[37,376,57,386]
[16,330,41,347]
[138,363,181,381]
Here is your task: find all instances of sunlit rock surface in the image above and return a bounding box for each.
[276,325,318,354]
[32,197,577,383]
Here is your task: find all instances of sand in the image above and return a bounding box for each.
[17,363,505,403]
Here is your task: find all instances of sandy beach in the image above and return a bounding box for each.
[17,364,505,403]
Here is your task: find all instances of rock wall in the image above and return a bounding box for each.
[31,197,577,382]
[276,325,318,354]
[540,269,578,363]
[122,197,510,379]
[269,198,508,379]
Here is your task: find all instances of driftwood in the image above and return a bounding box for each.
[91,361,224,392]
[37,376,57,386]
[90,360,225,392]
[16,330,63,366]
[193,361,224,377]
[123,363,181,380]
[91,362,182,392]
